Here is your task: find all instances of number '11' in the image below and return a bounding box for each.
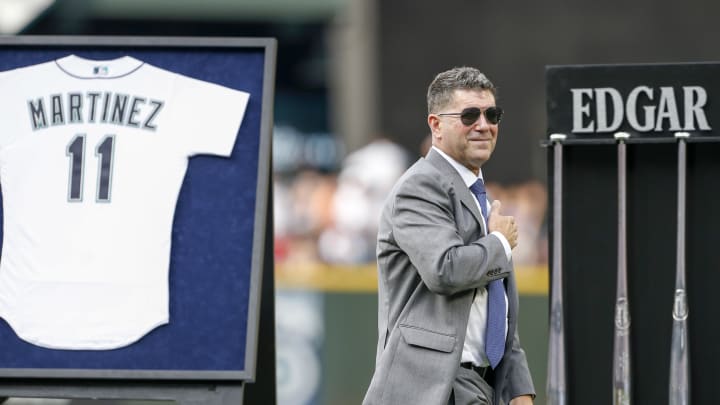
[66,134,115,202]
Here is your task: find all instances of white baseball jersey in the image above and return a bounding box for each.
[0,55,249,350]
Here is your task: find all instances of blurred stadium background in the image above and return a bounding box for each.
[3,0,720,403]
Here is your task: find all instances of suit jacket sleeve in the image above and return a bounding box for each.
[504,324,536,399]
[389,169,511,296]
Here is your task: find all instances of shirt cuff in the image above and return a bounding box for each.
[491,231,512,261]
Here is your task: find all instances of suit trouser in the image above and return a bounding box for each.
[448,365,496,405]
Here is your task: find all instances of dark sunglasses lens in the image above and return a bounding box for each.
[460,108,481,126]
[485,107,502,124]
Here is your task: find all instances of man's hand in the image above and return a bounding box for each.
[488,200,518,249]
[509,394,534,405]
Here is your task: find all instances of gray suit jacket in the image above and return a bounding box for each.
[363,149,535,405]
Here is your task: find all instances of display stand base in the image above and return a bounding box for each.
[0,382,243,405]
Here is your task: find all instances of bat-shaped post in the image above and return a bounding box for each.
[670,131,690,405]
[547,133,567,405]
[613,131,631,405]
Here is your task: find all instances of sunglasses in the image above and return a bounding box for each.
[437,106,503,126]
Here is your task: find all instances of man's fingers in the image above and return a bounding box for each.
[491,200,502,213]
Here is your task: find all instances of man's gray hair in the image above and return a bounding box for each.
[427,67,497,114]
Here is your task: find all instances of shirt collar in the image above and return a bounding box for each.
[431,146,483,188]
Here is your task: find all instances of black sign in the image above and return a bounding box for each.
[546,63,719,142]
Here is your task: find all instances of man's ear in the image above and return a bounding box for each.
[428,114,441,139]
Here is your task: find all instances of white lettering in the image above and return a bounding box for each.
[683,86,711,130]
[570,85,711,134]
[626,86,655,132]
[655,87,681,131]
[594,88,623,132]
[571,88,594,133]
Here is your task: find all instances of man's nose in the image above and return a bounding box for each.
[473,114,490,129]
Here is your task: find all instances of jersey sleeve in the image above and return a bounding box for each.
[170,73,250,157]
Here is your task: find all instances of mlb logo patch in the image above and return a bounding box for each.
[93,65,109,76]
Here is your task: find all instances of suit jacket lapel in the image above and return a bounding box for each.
[425,149,486,234]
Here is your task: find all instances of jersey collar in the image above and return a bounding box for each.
[55,54,145,79]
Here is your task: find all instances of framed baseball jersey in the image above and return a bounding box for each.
[0,36,275,381]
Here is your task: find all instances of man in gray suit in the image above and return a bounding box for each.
[363,67,535,405]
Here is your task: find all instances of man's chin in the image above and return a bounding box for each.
[469,158,490,170]
[471,153,491,166]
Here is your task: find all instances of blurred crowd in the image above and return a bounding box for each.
[273,131,549,268]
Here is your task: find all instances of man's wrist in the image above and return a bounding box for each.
[491,231,512,261]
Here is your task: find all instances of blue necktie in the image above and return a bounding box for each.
[469,179,506,369]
